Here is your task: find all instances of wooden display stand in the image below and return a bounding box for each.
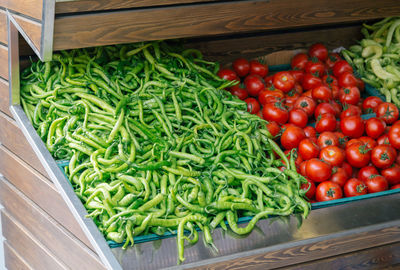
[1,1,400,269]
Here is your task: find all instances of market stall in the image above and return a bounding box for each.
[1,1,400,269]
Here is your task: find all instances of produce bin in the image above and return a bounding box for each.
[1,1,400,270]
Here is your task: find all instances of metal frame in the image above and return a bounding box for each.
[41,0,55,61]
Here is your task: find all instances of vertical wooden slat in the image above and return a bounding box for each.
[0,44,8,80]
[0,77,11,117]
[0,9,7,45]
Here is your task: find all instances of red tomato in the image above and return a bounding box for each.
[346,138,362,149]
[376,102,399,124]
[357,78,365,92]
[330,100,342,118]
[302,90,313,98]
[262,102,289,125]
[312,85,332,102]
[381,164,400,186]
[322,74,339,88]
[325,53,342,69]
[335,131,349,149]
[300,178,316,200]
[289,108,308,128]
[359,137,377,152]
[217,69,239,81]
[315,113,337,133]
[388,124,400,150]
[316,181,343,201]
[364,175,388,193]
[391,184,400,190]
[305,60,325,77]
[357,166,379,182]
[266,121,281,138]
[377,134,390,145]
[258,89,285,105]
[292,83,303,95]
[344,178,368,197]
[333,60,353,77]
[340,115,364,138]
[273,71,295,93]
[362,96,383,114]
[304,126,317,138]
[244,75,265,97]
[318,131,339,148]
[298,138,320,160]
[299,160,308,176]
[339,86,360,105]
[309,43,328,61]
[330,167,349,187]
[342,162,353,177]
[245,97,260,114]
[306,158,332,182]
[320,146,345,167]
[365,117,386,139]
[340,104,361,120]
[232,58,250,77]
[293,96,316,117]
[291,70,305,83]
[331,85,340,100]
[371,145,396,169]
[264,75,274,85]
[249,60,268,77]
[314,103,335,119]
[338,71,358,87]
[280,126,306,150]
[302,73,323,90]
[291,53,309,70]
[345,143,371,168]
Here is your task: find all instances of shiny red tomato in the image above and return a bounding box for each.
[340,104,361,120]
[357,166,379,182]
[315,113,337,133]
[232,58,250,77]
[371,145,396,169]
[320,146,345,167]
[244,74,265,96]
[258,89,284,105]
[305,59,325,77]
[245,97,260,114]
[340,115,364,138]
[266,121,281,138]
[330,167,349,187]
[318,131,339,148]
[359,136,377,151]
[365,117,386,139]
[302,73,323,90]
[345,138,362,149]
[376,102,399,124]
[391,184,400,190]
[217,69,239,81]
[314,102,336,118]
[339,86,360,105]
[291,70,305,83]
[309,43,328,61]
[291,53,309,70]
[364,175,388,193]
[332,60,353,77]
[381,164,400,186]
[230,85,248,100]
[344,178,368,197]
[306,158,332,182]
[331,85,340,100]
[304,126,317,138]
[249,60,268,77]
[356,78,365,92]
[273,71,295,93]
[293,96,316,117]
[262,102,289,124]
[289,108,308,128]
[298,138,320,160]
[362,96,383,114]
[338,71,358,87]
[388,123,400,150]
[316,181,343,201]
[280,126,306,150]
[299,160,308,176]
[264,75,274,86]
[312,85,332,102]
[325,53,342,69]
[300,178,316,200]
[345,143,371,168]
[342,162,353,177]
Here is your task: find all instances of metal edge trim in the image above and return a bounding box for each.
[41,0,55,61]
[9,105,122,270]
[7,15,20,106]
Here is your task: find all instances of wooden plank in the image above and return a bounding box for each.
[0,77,11,117]
[0,144,93,249]
[11,13,42,51]
[4,241,33,270]
[0,9,7,45]
[0,0,43,21]
[53,0,400,50]
[0,44,8,80]
[55,0,221,13]
[1,210,68,270]
[0,111,48,177]
[193,226,400,270]
[0,178,106,270]
[286,241,400,269]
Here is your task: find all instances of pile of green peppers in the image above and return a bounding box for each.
[20,41,309,263]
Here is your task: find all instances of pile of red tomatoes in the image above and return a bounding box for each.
[218,43,400,203]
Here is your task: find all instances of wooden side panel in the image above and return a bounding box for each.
[0,144,92,248]
[0,112,48,176]
[53,0,400,50]
[4,241,33,270]
[0,77,11,117]
[0,178,105,270]
[0,9,7,45]
[0,0,43,21]
[0,44,8,80]
[11,14,42,51]
[1,210,68,270]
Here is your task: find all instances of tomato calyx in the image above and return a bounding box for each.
[326,187,336,198]
[274,101,286,110]
[383,105,396,119]
[380,152,390,161]
[287,89,296,97]
[356,184,366,193]
[358,144,371,154]
[310,56,319,63]
[369,174,380,179]
[312,71,320,77]
[343,88,350,94]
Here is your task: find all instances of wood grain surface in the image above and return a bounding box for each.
[3,241,33,270]
[11,13,42,51]
[55,0,221,13]
[0,111,48,176]
[1,209,68,270]
[53,0,400,50]
[193,226,400,270]
[0,144,93,249]
[0,0,43,21]
[0,44,8,80]
[0,77,11,117]
[0,177,105,270]
[0,9,7,45]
